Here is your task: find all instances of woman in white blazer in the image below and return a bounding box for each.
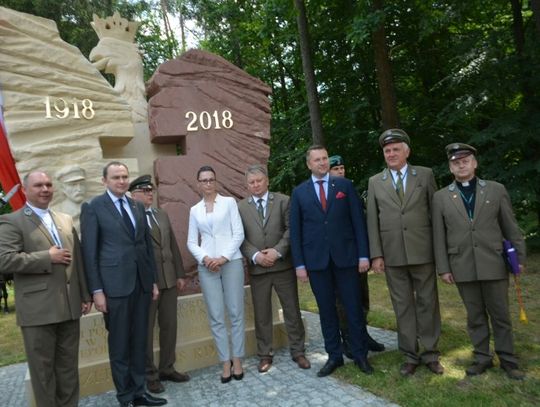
[187,165,246,383]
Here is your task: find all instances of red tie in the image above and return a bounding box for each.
[317,180,327,211]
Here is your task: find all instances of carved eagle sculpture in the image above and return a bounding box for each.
[0,7,138,214]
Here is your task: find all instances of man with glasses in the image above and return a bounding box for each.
[129,175,189,393]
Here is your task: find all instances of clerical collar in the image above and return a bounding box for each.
[457,177,476,190]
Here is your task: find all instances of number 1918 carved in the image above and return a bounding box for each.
[185,110,233,132]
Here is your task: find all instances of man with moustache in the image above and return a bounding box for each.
[0,170,91,407]
[80,162,166,407]
[432,143,526,380]
[290,145,373,377]
[128,175,190,393]
[366,129,443,377]
[238,164,310,373]
[328,155,385,356]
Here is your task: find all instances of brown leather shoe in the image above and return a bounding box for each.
[426,361,444,375]
[465,360,493,376]
[159,370,190,382]
[293,355,311,369]
[146,379,164,394]
[500,360,525,380]
[258,357,273,373]
[399,363,418,377]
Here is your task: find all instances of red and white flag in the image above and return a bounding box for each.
[0,86,25,210]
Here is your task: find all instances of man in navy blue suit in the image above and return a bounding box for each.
[290,145,373,377]
[81,162,167,407]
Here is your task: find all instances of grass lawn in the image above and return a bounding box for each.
[298,252,540,406]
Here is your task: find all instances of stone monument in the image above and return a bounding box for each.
[146,49,273,276]
[0,7,300,405]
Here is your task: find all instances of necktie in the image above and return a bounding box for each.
[317,180,327,211]
[146,210,161,241]
[120,198,135,238]
[257,198,265,222]
[396,170,404,203]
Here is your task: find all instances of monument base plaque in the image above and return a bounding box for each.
[24,287,307,406]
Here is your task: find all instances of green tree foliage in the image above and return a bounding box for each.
[184,0,540,241]
[1,0,538,239]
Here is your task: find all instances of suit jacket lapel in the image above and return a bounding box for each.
[448,182,470,222]
[127,197,141,239]
[381,169,402,207]
[264,193,275,226]
[24,207,55,246]
[402,166,418,207]
[149,209,162,246]
[307,179,326,214]
[103,193,133,237]
[248,197,264,228]
[326,178,336,212]
[472,179,487,225]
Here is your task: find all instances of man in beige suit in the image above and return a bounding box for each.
[367,129,442,376]
[238,164,310,373]
[0,171,91,407]
[433,143,526,380]
[129,175,189,393]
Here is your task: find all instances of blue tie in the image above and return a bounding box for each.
[120,198,135,238]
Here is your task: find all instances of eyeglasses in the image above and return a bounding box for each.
[198,178,216,185]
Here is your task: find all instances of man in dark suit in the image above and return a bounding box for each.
[129,175,190,393]
[366,129,442,377]
[238,164,310,373]
[0,170,91,407]
[328,155,385,355]
[290,145,373,377]
[80,162,166,407]
[433,143,526,380]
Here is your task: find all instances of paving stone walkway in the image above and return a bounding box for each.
[1,311,399,407]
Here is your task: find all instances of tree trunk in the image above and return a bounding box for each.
[509,0,533,103]
[372,0,400,130]
[531,0,540,36]
[293,0,325,146]
[178,4,187,53]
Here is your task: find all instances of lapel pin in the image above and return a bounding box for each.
[24,208,33,216]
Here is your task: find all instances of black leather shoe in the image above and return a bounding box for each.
[317,359,344,377]
[500,360,525,380]
[400,362,418,377]
[119,402,134,407]
[133,392,167,406]
[355,358,374,375]
[367,335,385,352]
[426,361,444,375]
[465,360,493,376]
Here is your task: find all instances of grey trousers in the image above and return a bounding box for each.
[199,258,245,361]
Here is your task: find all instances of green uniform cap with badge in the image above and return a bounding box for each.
[379,128,411,148]
[128,174,154,192]
[445,143,477,161]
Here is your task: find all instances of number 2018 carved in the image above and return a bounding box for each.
[185,110,233,131]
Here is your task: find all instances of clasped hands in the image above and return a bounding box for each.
[255,248,280,267]
[203,255,228,272]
